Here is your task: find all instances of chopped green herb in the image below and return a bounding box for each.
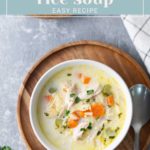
[97,124,104,136]
[115,127,120,132]
[106,128,116,139]
[63,125,67,129]
[118,113,122,118]
[102,84,112,96]
[75,96,81,103]
[65,110,70,116]
[1,146,11,150]
[86,99,90,102]
[87,122,92,130]
[101,124,105,131]
[48,87,57,93]
[104,138,107,143]
[70,93,76,97]
[109,136,115,139]
[80,128,86,132]
[44,112,49,116]
[107,119,111,122]
[97,130,101,136]
[67,73,72,76]
[87,89,94,95]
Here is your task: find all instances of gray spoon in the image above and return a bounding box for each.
[130,84,150,150]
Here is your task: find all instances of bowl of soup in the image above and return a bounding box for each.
[30,59,132,150]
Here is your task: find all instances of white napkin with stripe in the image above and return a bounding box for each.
[122,16,150,74]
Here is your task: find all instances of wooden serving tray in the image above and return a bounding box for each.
[17,40,150,150]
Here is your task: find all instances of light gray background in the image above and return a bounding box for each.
[0,16,147,149]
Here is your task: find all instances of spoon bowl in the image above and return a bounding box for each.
[130,84,150,150]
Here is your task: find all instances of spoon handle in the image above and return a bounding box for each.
[134,129,140,150]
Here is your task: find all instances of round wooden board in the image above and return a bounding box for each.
[17,40,150,150]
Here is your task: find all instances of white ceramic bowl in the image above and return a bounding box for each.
[30,59,133,150]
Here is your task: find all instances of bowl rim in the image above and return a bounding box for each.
[30,59,133,150]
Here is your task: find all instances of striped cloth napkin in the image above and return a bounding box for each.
[122,16,150,74]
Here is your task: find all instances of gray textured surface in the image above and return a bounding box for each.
[0,16,146,149]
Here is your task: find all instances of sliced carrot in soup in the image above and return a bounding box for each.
[91,103,105,118]
[67,119,78,128]
[77,73,91,84]
[84,109,92,113]
[44,95,53,102]
[73,110,85,118]
[83,76,91,84]
[107,95,114,106]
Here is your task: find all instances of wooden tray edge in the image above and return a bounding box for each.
[16,40,150,149]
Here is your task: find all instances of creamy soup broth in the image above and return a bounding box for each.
[37,64,126,150]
